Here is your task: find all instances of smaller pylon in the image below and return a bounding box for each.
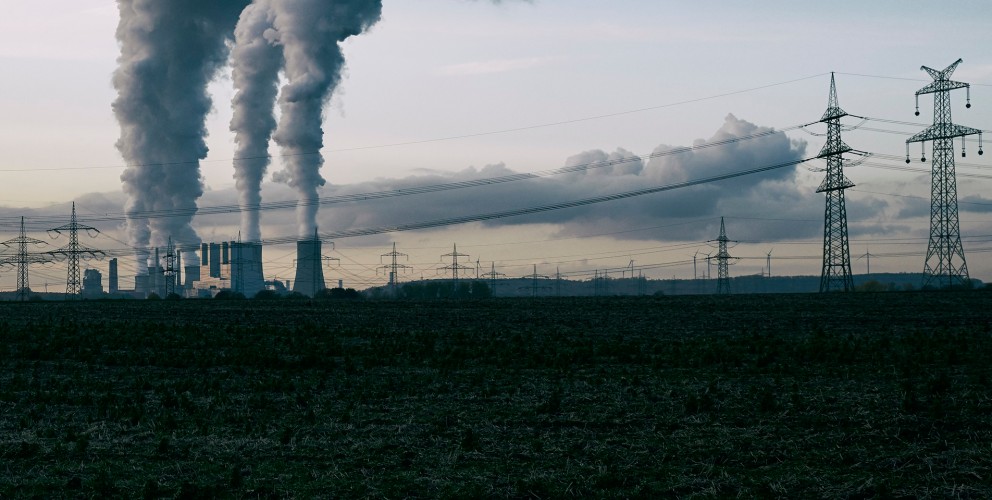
[706,217,739,294]
[480,262,506,295]
[1,217,51,301]
[46,203,104,299]
[815,73,859,292]
[163,237,178,297]
[518,264,551,297]
[378,242,412,294]
[439,244,473,287]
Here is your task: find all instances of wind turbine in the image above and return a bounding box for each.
[857,247,876,276]
[692,250,699,279]
[766,248,773,277]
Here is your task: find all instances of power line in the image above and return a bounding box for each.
[0,73,828,174]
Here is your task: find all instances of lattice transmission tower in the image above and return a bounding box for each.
[815,73,860,292]
[378,243,411,295]
[1,217,51,301]
[480,262,506,295]
[906,59,984,289]
[519,264,551,297]
[163,237,178,297]
[707,217,738,294]
[439,244,473,293]
[47,202,104,299]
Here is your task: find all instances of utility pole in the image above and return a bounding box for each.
[815,73,858,292]
[378,242,411,295]
[906,59,984,289]
[1,217,51,301]
[707,217,739,294]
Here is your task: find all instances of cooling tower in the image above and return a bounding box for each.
[231,241,265,297]
[293,238,325,297]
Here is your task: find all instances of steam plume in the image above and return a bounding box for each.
[113,0,249,271]
[230,0,283,243]
[269,0,383,237]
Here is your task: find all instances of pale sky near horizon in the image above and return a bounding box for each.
[1,0,992,290]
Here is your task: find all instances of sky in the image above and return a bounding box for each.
[2,0,992,291]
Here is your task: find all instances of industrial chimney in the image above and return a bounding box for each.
[292,232,325,297]
[108,258,119,295]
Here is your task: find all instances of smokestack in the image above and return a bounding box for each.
[231,241,266,297]
[184,265,200,292]
[269,0,383,237]
[292,233,325,297]
[209,243,221,278]
[109,258,119,295]
[201,243,209,265]
[222,241,230,265]
[113,1,250,271]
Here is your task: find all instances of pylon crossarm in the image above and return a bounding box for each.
[916,79,969,96]
[906,124,982,143]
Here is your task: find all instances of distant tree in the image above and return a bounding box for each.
[856,280,887,292]
[146,293,162,300]
[214,290,246,300]
[165,293,183,300]
[315,288,362,300]
[253,289,280,300]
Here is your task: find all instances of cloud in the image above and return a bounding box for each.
[309,114,833,242]
[5,115,894,251]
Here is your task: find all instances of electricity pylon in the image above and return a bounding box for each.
[519,264,551,297]
[707,217,738,294]
[1,217,51,301]
[906,59,984,289]
[163,237,178,297]
[47,202,104,299]
[378,243,411,295]
[816,73,857,292]
[439,244,473,292]
[480,262,505,295]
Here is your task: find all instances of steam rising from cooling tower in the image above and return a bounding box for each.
[273,0,383,237]
[229,0,383,240]
[230,0,283,243]
[113,0,250,271]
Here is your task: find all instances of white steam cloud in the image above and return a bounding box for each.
[113,0,249,270]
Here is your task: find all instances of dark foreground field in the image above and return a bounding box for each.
[1,293,991,498]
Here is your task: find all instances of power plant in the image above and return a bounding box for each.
[128,237,269,298]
